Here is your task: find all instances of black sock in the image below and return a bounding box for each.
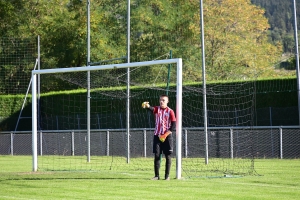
[165,154,171,178]
[154,154,160,177]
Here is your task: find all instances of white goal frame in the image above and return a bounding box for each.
[31,58,183,179]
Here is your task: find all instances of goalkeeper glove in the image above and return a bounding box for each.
[142,101,150,109]
[159,131,172,142]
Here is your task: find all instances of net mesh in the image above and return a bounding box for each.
[0,37,37,132]
[37,60,256,177]
[0,37,37,94]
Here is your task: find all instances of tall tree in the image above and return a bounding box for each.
[129,0,283,80]
[0,0,26,36]
[200,0,283,80]
[251,0,299,53]
[0,0,289,87]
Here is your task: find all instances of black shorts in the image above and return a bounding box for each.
[153,134,173,155]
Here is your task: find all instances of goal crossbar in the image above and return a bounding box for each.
[31,58,183,179]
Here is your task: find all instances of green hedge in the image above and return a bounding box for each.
[0,77,297,131]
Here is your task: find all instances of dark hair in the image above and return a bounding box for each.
[160,94,169,100]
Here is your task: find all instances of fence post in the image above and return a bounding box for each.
[143,129,147,157]
[71,131,75,156]
[39,131,43,156]
[10,132,13,156]
[279,127,283,159]
[184,129,188,158]
[230,128,233,159]
[106,130,110,156]
[270,107,274,157]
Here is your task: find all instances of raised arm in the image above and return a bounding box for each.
[142,101,154,112]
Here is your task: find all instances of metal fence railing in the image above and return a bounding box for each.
[1,126,299,159]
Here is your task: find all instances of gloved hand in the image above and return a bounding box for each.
[141,101,150,109]
[159,131,172,142]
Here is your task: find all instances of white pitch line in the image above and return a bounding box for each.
[0,196,36,200]
[221,181,299,190]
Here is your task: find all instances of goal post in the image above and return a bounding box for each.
[31,58,183,178]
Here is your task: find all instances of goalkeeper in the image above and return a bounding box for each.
[142,94,176,180]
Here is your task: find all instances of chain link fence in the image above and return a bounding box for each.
[1,126,299,159]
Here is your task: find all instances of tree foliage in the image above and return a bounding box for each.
[201,0,282,79]
[0,0,292,93]
[251,0,299,53]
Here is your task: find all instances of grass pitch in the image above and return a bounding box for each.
[0,156,299,199]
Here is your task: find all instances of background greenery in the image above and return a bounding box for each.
[0,77,297,131]
[0,0,294,84]
[0,0,299,131]
[251,0,300,54]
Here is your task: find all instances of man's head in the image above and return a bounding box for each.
[159,94,169,109]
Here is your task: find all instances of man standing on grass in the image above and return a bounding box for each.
[142,94,176,180]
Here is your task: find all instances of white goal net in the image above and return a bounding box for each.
[32,57,256,179]
[32,58,183,178]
